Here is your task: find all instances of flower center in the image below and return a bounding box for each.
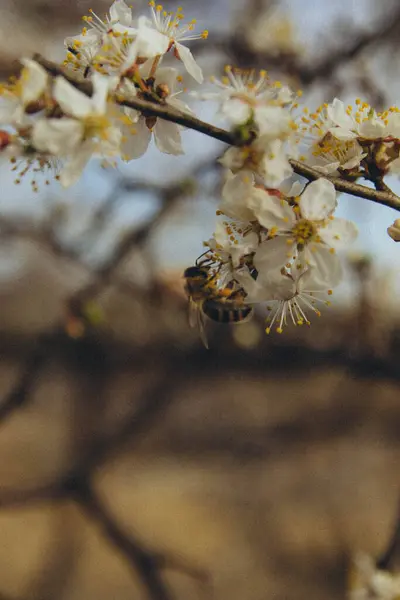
[292,218,316,245]
[83,115,111,139]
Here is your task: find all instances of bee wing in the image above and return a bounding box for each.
[188,299,209,349]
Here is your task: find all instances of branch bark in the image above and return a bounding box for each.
[33,54,400,212]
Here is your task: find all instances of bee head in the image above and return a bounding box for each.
[183,266,209,279]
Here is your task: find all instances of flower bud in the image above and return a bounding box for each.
[387,218,400,242]
[0,130,11,150]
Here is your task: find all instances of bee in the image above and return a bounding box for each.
[183,258,253,348]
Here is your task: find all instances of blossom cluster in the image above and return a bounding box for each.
[1,0,400,334]
[0,0,206,186]
[195,67,358,333]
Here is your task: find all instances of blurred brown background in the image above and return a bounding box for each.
[0,0,400,599]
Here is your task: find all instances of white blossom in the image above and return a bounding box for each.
[136,2,208,82]
[32,74,121,186]
[251,178,357,272]
[220,136,293,188]
[220,170,271,222]
[237,266,338,333]
[121,65,191,158]
[83,0,133,38]
[200,67,295,136]
[0,59,48,126]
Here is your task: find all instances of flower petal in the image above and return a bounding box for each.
[54,77,93,118]
[247,191,296,231]
[135,17,170,57]
[174,43,203,83]
[254,105,291,138]
[154,119,183,155]
[326,98,356,131]
[109,0,132,26]
[254,236,295,273]
[154,67,179,92]
[121,116,151,159]
[303,246,342,287]
[221,98,252,125]
[32,118,83,155]
[319,217,358,248]
[59,141,95,187]
[220,171,256,221]
[20,59,48,105]
[299,178,337,220]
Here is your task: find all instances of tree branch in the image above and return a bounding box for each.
[73,482,174,600]
[32,54,400,212]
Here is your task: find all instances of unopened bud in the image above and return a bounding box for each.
[387,218,400,242]
[156,83,170,99]
[0,130,11,150]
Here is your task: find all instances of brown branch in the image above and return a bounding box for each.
[73,482,174,600]
[0,335,49,424]
[31,54,400,212]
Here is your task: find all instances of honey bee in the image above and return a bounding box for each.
[183,258,253,348]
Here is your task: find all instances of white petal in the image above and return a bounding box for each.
[251,269,296,302]
[312,161,341,175]
[299,179,337,220]
[329,126,357,141]
[260,139,293,187]
[0,97,20,125]
[120,38,140,73]
[122,116,151,159]
[154,67,179,91]
[219,146,245,172]
[136,19,169,57]
[91,72,114,113]
[168,96,193,116]
[154,119,183,155]
[59,141,95,187]
[303,246,342,287]
[54,77,93,118]
[109,0,132,25]
[358,116,386,139]
[220,171,256,221]
[32,118,83,155]
[124,105,140,123]
[326,98,355,131]
[100,126,122,156]
[254,236,295,273]
[318,218,358,248]
[174,43,203,83]
[221,98,252,125]
[254,105,291,138]
[247,190,296,231]
[20,59,48,105]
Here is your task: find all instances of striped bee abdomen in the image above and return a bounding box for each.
[202,298,253,323]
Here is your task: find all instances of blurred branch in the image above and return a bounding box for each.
[191,3,400,87]
[32,54,400,212]
[74,482,174,600]
[0,333,50,424]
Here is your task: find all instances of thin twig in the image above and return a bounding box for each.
[33,54,400,213]
[75,482,174,600]
[0,336,48,424]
